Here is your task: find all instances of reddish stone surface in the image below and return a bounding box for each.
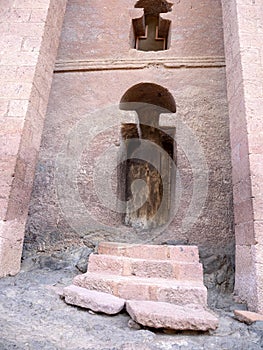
[63,285,125,315]
[57,0,225,60]
[88,253,203,281]
[221,0,263,312]
[25,0,234,256]
[234,310,263,325]
[73,272,207,306]
[98,242,199,262]
[126,300,219,331]
[66,242,217,330]
[0,0,261,320]
[0,0,67,277]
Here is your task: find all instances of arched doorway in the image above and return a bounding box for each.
[119,83,176,230]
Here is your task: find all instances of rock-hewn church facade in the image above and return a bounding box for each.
[0,0,262,313]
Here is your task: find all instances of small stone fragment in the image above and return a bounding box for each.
[234,310,263,324]
[63,285,125,315]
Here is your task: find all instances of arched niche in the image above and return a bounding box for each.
[119,83,176,230]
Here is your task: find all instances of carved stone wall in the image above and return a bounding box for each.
[221,0,263,313]
[25,0,234,260]
[0,0,67,277]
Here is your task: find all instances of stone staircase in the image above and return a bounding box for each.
[63,242,218,331]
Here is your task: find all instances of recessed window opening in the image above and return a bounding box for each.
[133,0,173,51]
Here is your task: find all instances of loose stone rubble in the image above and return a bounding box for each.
[63,242,219,331]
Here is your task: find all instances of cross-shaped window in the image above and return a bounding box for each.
[133,0,173,51]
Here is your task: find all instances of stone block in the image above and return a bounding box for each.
[234,245,257,310]
[253,195,263,221]
[0,51,39,67]
[73,272,207,306]
[235,221,255,246]
[234,310,263,324]
[29,9,49,23]
[97,242,199,262]
[0,219,25,277]
[88,253,203,281]
[21,37,42,53]
[16,66,36,83]
[255,221,263,245]
[0,100,9,118]
[13,0,49,10]
[126,300,218,331]
[0,199,8,220]
[0,133,22,158]
[4,8,31,23]
[63,285,125,315]
[233,199,254,225]
[233,177,252,204]
[10,22,45,38]
[8,100,29,117]
[248,132,263,155]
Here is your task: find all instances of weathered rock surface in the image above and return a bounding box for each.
[63,284,125,314]
[73,272,207,306]
[234,310,263,324]
[126,300,219,331]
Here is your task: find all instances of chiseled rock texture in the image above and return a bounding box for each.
[63,284,125,315]
[234,310,263,325]
[126,300,219,331]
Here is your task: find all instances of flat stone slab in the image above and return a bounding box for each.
[63,285,125,315]
[126,300,219,331]
[234,310,263,324]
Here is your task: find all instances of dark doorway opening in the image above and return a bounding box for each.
[119,83,176,230]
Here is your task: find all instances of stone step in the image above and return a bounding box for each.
[63,285,125,315]
[98,242,199,262]
[88,253,203,281]
[73,272,207,306]
[126,300,219,331]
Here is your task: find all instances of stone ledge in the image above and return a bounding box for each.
[54,56,226,72]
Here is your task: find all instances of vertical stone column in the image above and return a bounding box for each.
[0,0,67,277]
[221,0,263,312]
